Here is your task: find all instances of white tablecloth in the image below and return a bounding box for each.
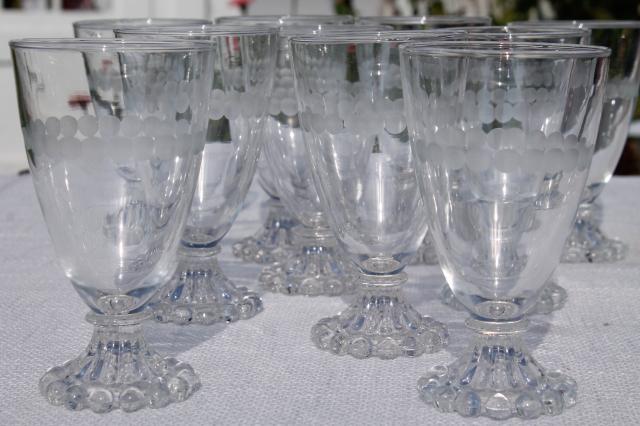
[1,174,639,425]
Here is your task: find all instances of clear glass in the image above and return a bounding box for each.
[215,16,357,265]
[214,16,356,265]
[357,15,491,30]
[116,25,278,325]
[509,20,640,263]
[430,25,590,42]
[355,18,489,267]
[73,18,212,38]
[402,41,609,418]
[215,14,354,25]
[248,22,389,296]
[10,38,213,412]
[411,26,589,314]
[73,18,212,137]
[291,32,449,359]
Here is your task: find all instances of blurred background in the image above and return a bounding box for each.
[0,0,639,174]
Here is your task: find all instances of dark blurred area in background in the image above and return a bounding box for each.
[3,0,100,9]
[333,0,640,22]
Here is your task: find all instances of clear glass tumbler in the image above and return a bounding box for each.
[115,25,279,325]
[509,20,640,263]
[254,22,393,297]
[291,32,450,359]
[354,16,491,266]
[11,38,213,412]
[402,41,609,419]
[216,15,353,265]
[72,18,212,130]
[417,25,590,315]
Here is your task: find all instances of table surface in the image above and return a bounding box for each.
[1,174,639,426]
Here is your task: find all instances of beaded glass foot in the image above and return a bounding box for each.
[39,312,200,413]
[562,224,627,263]
[259,226,356,296]
[418,320,576,420]
[311,274,448,359]
[440,280,567,315]
[410,233,439,265]
[562,201,627,263]
[232,198,297,264]
[154,247,263,325]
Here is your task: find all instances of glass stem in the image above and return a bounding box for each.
[573,199,603,231]
[465,316,529,335]
[292,221,336,247]
[358,271,408,291]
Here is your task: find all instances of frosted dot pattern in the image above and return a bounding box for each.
[300,81,408,139]
[419,127,590,176]
[268,67,298,117]
[24,115,203,167]
[210,88,267,121]
[405,72,597,184]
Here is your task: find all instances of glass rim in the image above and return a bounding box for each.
[509,20,640,29]
[289,26,590,44]
[571,20,640,29]
[281,15,353,23]
[357,15,491,25]
[9,38,215,52]
[216,14,353,24]
[289,29,468,44]
[400,41,611,58]
[282,25,395,38]
[114,24,279,37]
[72,17,212,30]
[442,25,590,38]
[215,14,281,22]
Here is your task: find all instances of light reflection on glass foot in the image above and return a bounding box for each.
[418,325,576,420]
[259,244,357,296]
[311,277,448,359]
[232,199,297,264]
[440,281,567,315]
[39,312,200,413]
[154,251,263,325]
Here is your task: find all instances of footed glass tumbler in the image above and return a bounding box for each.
[116,25,278,325]
[356,16,490,267]
[291,32,449,359]
[256,22,390,297]
[418,25,590,315]
[510,20,640,263]
[216,15,353,265]
[562,21,640,262]
[11,38,214,412]
[402,41,609,418]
